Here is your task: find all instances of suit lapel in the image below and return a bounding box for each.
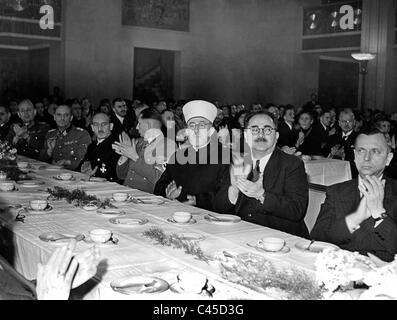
[340,179,360,213]
[262,149,281,190]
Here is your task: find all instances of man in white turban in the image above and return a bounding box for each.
[154,100,230,212]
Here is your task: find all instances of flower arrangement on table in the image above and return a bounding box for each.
[47,186,116,209]
[315,248,397,299]
[0,141,17,161]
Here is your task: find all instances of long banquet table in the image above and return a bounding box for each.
[0,157,330,300]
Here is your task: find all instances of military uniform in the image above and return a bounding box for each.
[80,135,122,183]
[6,121,50,160]
[40,125,91,171]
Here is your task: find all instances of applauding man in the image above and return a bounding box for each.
[154,101,230,211]
[79,113,121,183]
[40,105,91,170]
[6,100,49,160]
[113,108,175,193]
[311,128,397,262]
[214,112,309,238]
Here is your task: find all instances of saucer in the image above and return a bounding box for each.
[84,235,119,246]
[295,240,339,253]
[97,209,126,217]
[39,232,85,244]
[17,180,45,187]
[0,187,18,193]
[109,217,149,226]
[53,176,76,182]
[111,276,169,295]
[82,204,100,211]
[170,282,215,297]
[27,205,53,214]
[167,218,197,225]
[246,242,290,254]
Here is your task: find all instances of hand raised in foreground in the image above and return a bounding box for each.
[36,240,100,300]
[165,180,182,200]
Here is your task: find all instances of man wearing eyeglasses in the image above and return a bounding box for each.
[214,112,310,238]
[110,98,137,138]
[79,113,121,183]
[324,109,359,177]
[154,100,230,212]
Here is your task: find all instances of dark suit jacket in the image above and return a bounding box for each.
[324,130,359,177]
[311,178,397,262]
[0,122,11,141]
[154,135,230,212]
[214,148,310,238]
[296,126,323,156]
[277,121,296,148]
[110,113,137,138]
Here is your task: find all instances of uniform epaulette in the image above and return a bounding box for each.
[48,129,56,133]
[76,127,84,131]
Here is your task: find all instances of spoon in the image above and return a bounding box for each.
[207,214,223,221]
[306,240,315,251]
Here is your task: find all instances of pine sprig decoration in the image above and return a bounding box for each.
[218,256,324,300]
[142,227,210,263]
[47,186,116,209]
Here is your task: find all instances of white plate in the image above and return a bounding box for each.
[97,209,126,217]
[81,177,107,183]
[27,205,53,214]
[177,233,206,242]
[130,197,165,205]
[39,232,85,244]
[204,214,241,225]
[295,240,339,253]
[53,176,76,182]
[17,180,45,187]
[84,235,119,246]
[45,166,64,171]
[246,242,291,254]
[167,218,197,225]
[109,217,149,226]
[111,276,169,295]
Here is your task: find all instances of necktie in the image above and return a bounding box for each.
[251,160,261,183]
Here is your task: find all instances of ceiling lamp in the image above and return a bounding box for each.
[351,53,376,61]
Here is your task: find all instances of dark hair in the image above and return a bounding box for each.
[0,105,10,113]
[320,108,332,117]
[112,98,125,106]
[298,110,314,121]
[244,111,278,130]
[161,109,174,115]
[284,104,295,112]
[356,128,391,151]
[139,108,163,124]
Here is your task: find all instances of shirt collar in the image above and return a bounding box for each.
[115,114,124,124]
[284,120,292,130]
[251,151,273,173]
[342,130,353,138]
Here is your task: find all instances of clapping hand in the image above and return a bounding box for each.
[81,161,98,177]
[112,133,139,161]
[281,146,297,155]
[47,137,57,157]
[359,176,386,219]
[72,244,101,289]
[235,177,264,199]
[296,132,305,147]
[165,180,182,200]
[13,124,29,143]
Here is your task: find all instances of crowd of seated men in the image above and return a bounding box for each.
[1,90,397,265]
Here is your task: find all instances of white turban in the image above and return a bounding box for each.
[183,100,218,123]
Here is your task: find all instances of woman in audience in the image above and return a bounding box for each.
[295,111,323,156]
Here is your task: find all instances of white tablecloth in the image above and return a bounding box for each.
[304,159,352,186]
[0,157,325,300]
